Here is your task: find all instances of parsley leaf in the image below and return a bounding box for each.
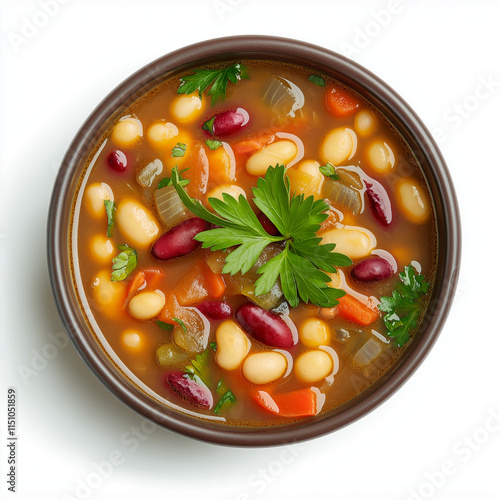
[172,318,187,333]
[158,168,189,189]
[156,320,174,332]
[319,162,339,180]
[171,143,187,157]
[104,200,115,237]
[171,165,352,308]
[177,62,248,106]
[111,245,137,282]
[184,348,212,386]
[206,139,222,150]
[308,74,325,87]
[378,265,430,347]
[214,389,236,415]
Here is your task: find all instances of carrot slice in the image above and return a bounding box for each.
[142,267,165,289]
[253,389,317,418]
[325,86,359,118]
[336,294,379,326]
[233,132,275,155]
[183,144,209,197]
[205,266,226,299]
[174,261,210,307]
[157,294,181,324]
[123,271,146,308]
[207,143,235,185]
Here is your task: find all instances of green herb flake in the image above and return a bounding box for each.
[104,200,116,237]
[213,389,236,415]
[156,320,174,332]
[202,117,216,135]
[308,74,325,87]
[209,341,217,351]
[158,168,189,189]
[206,139,222,150]
[177,62,249,106]
[319,162,339,180]
[172,318,187,333]
[170,164,352,308]
[184,348,212,385]
[111,245,137,282]
[378,265,430,347]
[171,143,187,157]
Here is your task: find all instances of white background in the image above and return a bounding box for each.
[1,1,499,499]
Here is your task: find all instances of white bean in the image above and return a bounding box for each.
[242,352,287,384]
[320,128,357,165]
[207,184,246,202]
[299,318,331,348]
[366,139,395,173]
[91,270,126,317]
[84,182,113,218]
[294,350,333,383]
[128,290,165,320]
[395,179,431,224]
[111,117,143,148]
[90,235,116,262]
[354,109,377,137]
[147,121,179,149]
[170,93,204,123]
[320,227,376,259]
[215,320,250,371]
[294,159,324,198]
[246,140,297,176]
[121,329,145,350]
[115,200,159,248]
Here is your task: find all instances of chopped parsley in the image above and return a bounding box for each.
[111,245,137,282]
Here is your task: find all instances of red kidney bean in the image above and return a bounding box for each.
[257,212,280,236]
[351,256,394,282]
[197,301,232,320]
[166,371,213,409]
[107,150,127,172]
[202,108,250,136]
[365,180,393,226]
[235,303,294,349]
[151,217,208,260]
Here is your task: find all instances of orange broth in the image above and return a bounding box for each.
[71,61,436,426]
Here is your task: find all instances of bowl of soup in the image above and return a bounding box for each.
[47,35,460,446]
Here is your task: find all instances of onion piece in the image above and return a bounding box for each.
[323,179,362,215]
[352,338,382,366]
[263,76,304,122]
[136,159,163,188]
[154,185,187,229]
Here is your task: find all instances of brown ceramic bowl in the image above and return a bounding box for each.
[47,35,460,446]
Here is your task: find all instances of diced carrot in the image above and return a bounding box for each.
[183,144,209,197]
[174,261,210,307]
[325,86,359,118]
[336,294,379,326]
[207,143,236,185]
[233,132,275,155]
[123,271,146,308]
[142,267,165,289]
[204,265,226,299]
[252,388,317,418]
[157,294,181,324]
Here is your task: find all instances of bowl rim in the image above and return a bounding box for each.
[47,35,461,447]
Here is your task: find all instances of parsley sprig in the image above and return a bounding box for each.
[171,165,352,308]
[177,62,248,105]
[378,265,430,347]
